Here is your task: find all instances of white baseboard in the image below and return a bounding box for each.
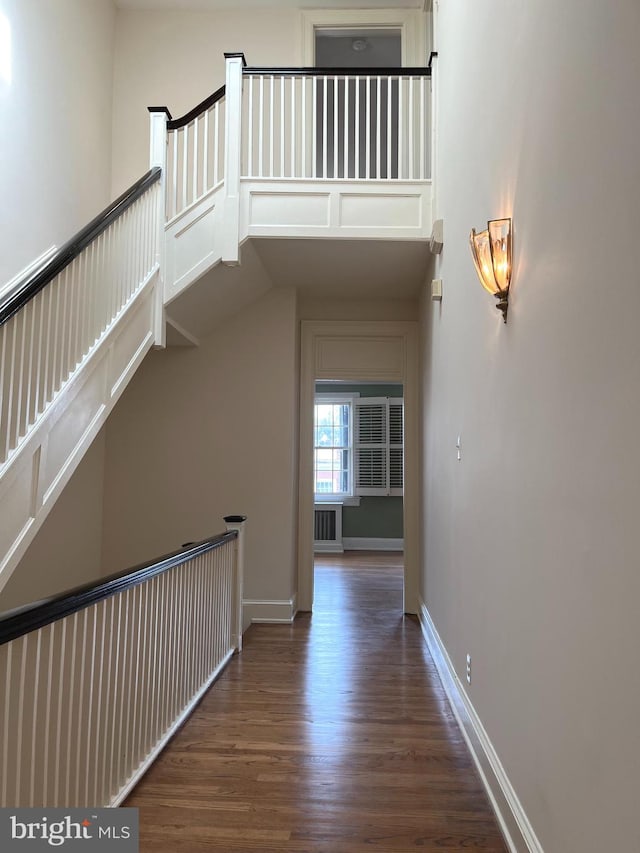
[313,542,344,553]
[243,594,298,624]
[342,537,404,551]
[418,600,543,853]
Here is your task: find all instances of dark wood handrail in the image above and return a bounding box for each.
[244,65,432,77]
[162,60,431,131]
[0,529,238,646]
[0,167,162,328]
[166,84,226,130]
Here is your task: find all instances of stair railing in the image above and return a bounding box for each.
[155,85,227,224]
[0,169,162,469]
[0,516,246,809]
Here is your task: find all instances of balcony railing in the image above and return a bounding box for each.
[242,67,431,181]
[154,55,432,223]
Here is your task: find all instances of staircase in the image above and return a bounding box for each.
[0,52,433,596]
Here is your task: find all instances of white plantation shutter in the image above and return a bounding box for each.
[389,401,404,493]
[355,397,404,496]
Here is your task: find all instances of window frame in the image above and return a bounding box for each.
[313,392,360,505]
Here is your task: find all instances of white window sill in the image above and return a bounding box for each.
[314,496,361,507]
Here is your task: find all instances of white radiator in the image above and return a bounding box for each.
[313,503,343,553]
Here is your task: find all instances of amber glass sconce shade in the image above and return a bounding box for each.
[469,218,512,323]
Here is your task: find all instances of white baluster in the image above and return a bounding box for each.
[409,76,414,179]
[344,75,349,179]
[42,622,55,806]
[280,75,285,178]
[269,75,275,178]
[333,74,339,179]
[387,76,392,179]
[398,77,404,180]
[323,76,328,179]
[420,75,426,180]
[376,75,382,179]
[302,75,307,178]
[202,109,209,191]
[193,115,199,201]
[172,131,178,218]
[366,76,371,180]
[214,102,221,185]
[247,79,253,178]
[291,75,296,178]
[355,77,360,179]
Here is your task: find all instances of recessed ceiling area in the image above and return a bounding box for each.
[114,1,424,10]
[252,237,429,300]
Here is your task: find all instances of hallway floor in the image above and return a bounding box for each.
[125,552,507,851]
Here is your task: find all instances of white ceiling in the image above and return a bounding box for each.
[115,0,424,11]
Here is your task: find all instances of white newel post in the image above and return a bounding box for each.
[224,514,247,652]
[148,106,169,347]
[221,53,245,266]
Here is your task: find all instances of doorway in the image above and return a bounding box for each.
[314,29,402,179]
[298,320,420,617]
[313,380,405,610]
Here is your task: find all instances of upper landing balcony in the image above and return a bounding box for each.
[150,54,434,304]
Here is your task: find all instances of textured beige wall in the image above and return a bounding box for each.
[422,1,640,851]
[111,7,300,195]
[101,287,299,606]
[0,0,115,286]
[0,430,107,612]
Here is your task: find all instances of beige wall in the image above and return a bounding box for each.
[0,0,116,287]
[101,287,299,608]
[111,7,300,194]
[422,1,640,851]
[0,430,107,612]
[298,296,419,323]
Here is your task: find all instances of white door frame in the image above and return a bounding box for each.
[300,9,428,67]
[297,320,420,614]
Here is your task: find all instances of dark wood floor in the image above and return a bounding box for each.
[126,553,507,852]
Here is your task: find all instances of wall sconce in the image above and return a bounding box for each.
[469,218,512,323]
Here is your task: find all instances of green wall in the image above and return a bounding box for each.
[342,496,403,539]
[315,383,404,542]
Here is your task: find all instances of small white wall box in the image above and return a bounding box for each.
[429,219,444,254]
[431,279,443,301]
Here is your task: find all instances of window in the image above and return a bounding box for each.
[314,393,404,501]
[354,397,404,496]
[314,395,354,500]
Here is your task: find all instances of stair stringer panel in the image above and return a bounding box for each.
[0,272,159,596]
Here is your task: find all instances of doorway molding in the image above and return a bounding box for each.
[298,320,420,614]
[300,9,428,67]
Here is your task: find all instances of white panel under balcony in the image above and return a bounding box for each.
[240,180,432,242]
